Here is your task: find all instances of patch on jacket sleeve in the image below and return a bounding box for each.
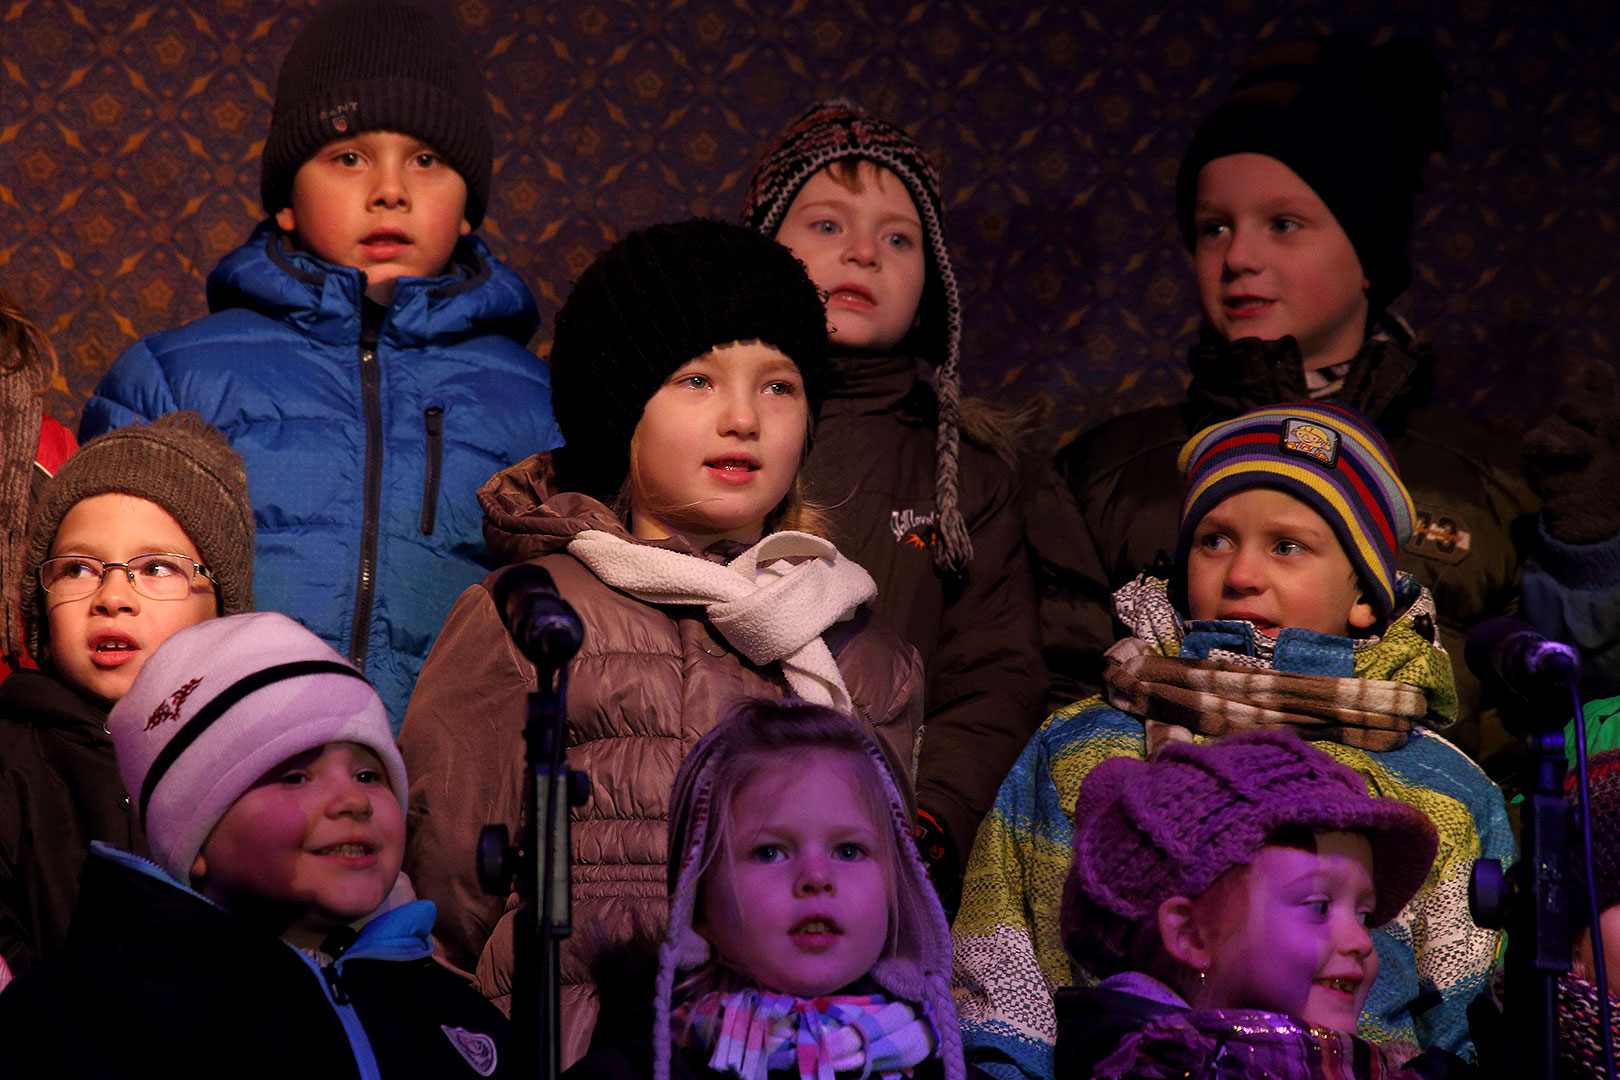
[441,1025,498,1076]
[1404,506,1472,565]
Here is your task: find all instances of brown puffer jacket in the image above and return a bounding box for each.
[397,455,924,1065]
[1031,329,1538,778]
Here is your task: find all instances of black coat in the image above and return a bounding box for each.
[0,668,141,972]
[0,848,510,1078]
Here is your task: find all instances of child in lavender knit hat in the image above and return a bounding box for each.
[1057,729,1439,1079]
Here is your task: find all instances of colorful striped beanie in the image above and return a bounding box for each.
[1175,402,1414,622]
[742,100,971,575]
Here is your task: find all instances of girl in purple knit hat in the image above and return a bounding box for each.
[1057,730,1445,1079]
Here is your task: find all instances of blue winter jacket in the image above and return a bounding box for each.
[81,222,562,729]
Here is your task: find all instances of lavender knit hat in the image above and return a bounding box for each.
[107,611,406,887]
[742,100,971,574]
[1060,730,1437,977]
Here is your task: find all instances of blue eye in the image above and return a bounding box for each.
[764,380,800,396]
[811,219,839,236]
[833,843,867,861]
[1274,539,1304,556]
[750,845,783,864]
[884,232,915,250]
[676,374,711,390]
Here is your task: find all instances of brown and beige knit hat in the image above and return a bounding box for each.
[742,101,972,574]
[23,413,255,661]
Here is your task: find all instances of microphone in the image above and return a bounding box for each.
[1465,617,1580,701]
[493,564,584,666]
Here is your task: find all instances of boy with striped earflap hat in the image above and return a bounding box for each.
[953,401,1513,1080]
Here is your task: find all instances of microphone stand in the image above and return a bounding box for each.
[1470,642,1616,1080]
[479,568,589,1080]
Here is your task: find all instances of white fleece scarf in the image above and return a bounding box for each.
[567,530,876,712]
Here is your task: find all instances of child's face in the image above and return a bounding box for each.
[1186,487,1376,638]
[1573,905,1620,993]
[44,494,218,707]
[774,162,926,355]
[698,749,891,997]
[274,130,471,304]
[1195,832,1379,1032]
[1192,153,1370,372]
[191,742,404,942]
[629,341,808,548]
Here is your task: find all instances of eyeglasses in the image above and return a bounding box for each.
[39,554,215,602]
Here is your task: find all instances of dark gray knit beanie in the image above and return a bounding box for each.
[549,219,830,504]
[23,413,255,661]
[261,0,493,227]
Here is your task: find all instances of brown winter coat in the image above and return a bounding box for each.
[1030,330,1537,776]
[801,352,1047,879]
[397,456,924,1064]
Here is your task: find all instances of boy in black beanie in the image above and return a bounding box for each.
[1034,35,1537,778]
[80,0,562,732]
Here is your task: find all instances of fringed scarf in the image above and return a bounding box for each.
[673,988,937,1080]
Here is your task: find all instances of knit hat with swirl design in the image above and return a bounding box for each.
[742,100,971,574]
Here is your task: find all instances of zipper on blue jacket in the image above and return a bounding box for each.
[420,406,443,536]
[293,945,383,1080]
[349,299,386,672]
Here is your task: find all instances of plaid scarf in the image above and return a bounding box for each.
[673,988,937,1080]
[1094,1008,1421,1080]
[1105,576,1431,754]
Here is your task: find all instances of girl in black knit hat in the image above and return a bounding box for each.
[398,218,923,1065]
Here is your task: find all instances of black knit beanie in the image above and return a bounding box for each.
[1569,748,1620,935]
[549,219,831,504]
[1175,35,1450,317]
[742,100,971,573]
[23,413,256,662]
[261,0,493,227]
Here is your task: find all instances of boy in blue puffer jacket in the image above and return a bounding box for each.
[80,0,561,730]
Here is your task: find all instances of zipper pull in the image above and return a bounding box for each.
[322,960,352,1005]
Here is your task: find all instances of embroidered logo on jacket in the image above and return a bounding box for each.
[890,508,939,549]
[144,677,202,732]
[441,1025,498,1076]
[1280,419,1339,466]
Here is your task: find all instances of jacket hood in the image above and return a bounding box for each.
[653,716,964,1080]
[205,220,540,349]
[1184,323,1436,435]
[477,454,626,565]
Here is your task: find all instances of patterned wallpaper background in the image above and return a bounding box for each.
[2,0,1616,449]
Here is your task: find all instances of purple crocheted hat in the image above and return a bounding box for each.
[1060,730,1438,977]
[1568,748,1620,933]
